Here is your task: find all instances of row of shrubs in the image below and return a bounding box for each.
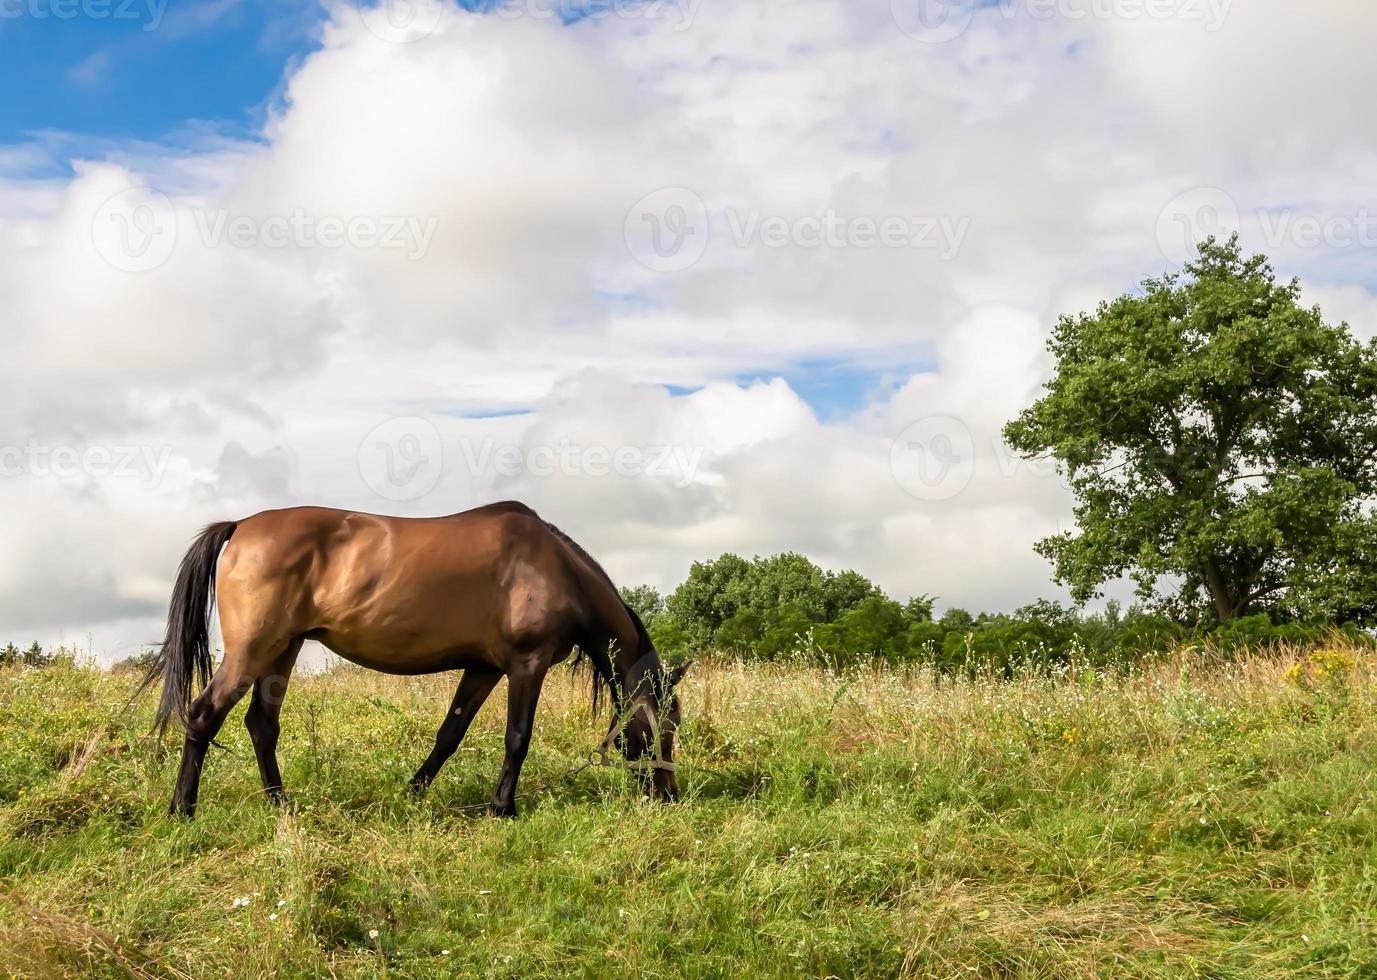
[623,553,1373,671]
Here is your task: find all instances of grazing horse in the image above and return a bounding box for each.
[143,501,686,818]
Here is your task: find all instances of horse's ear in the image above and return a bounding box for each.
[666,659,693,688]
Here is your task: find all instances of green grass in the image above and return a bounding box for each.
[1,646,1375,978]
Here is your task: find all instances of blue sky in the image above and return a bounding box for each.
[0,1,321,152]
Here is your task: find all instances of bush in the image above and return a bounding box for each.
[663,553,881,649]
[111,648,161,674]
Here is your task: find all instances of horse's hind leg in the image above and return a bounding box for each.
[169,637,287,818]
[410,666,502,794]
[244,639,303,805]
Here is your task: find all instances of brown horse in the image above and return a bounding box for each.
[143,501,686,818]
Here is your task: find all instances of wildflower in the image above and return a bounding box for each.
[269,913,279,922]
[441,950,450,956]
[369,929,380,940]
[277,900,287,908]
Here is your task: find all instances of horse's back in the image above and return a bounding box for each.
[216,503,585,672]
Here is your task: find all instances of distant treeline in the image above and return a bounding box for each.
[622,553,1372,669]
[0,642,61,668]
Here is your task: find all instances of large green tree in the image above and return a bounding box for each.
[1004,237,1377,624]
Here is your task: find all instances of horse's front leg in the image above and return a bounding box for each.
[410,665,502,794]
[490,653,550,818]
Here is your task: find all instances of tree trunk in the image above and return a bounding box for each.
[1202,558,1237,623]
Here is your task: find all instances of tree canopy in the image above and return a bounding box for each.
[1004,237,1377,624]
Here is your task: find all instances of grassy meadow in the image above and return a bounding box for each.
[1,645,1375,978]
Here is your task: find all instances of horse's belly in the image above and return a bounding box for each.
[309,627,495,675]
[309,566,506,673]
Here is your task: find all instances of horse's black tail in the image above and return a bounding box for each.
[139,521,237,736]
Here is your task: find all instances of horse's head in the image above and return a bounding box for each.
[618,658,691,801]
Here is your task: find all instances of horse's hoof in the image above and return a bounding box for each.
[488,801,517,819]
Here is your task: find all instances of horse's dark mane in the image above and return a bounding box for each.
[542,519,656,713]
